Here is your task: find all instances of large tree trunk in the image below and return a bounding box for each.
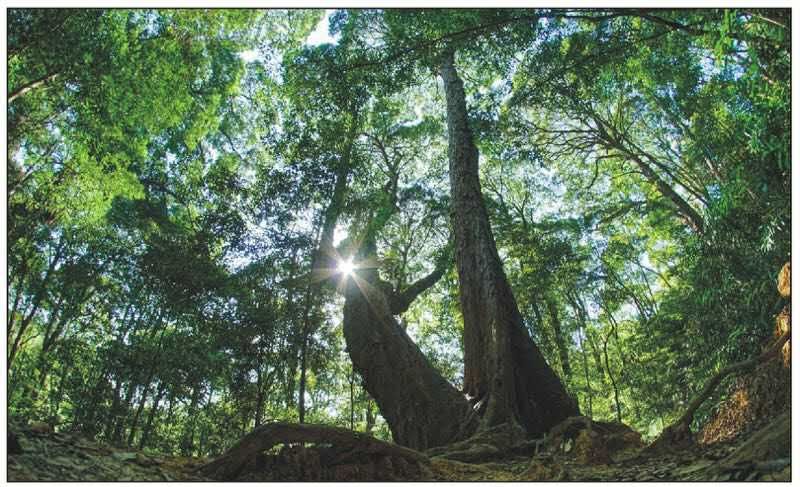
[287,110,480,449]
[439,49,578,438]
[342,238,476,450]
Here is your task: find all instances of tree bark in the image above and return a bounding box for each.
[326,141,478,449]
[439,49,578,438]
[342,237,476,450]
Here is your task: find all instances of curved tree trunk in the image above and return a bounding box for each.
[341,238,476,450]
[439,49,578,438]
[293,113,479,450]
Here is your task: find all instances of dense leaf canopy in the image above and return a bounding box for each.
[6,8,790,453]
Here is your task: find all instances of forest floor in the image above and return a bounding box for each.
[6,413,788,482]
[7,357,790,482]
[7,420,207,482]
[428,418,788,482]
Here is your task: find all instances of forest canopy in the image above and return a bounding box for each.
[6,8,790,460]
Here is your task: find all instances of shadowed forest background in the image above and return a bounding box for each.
[6,7,791,481]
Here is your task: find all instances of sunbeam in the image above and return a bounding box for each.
[337,257,355,276]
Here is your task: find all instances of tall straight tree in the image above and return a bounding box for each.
[439,47,578,437]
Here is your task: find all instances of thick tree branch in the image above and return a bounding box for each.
[389,262,448,315]
[8,72,59,104]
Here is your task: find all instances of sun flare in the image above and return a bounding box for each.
[337,258,355,276]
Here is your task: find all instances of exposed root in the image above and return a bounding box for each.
[719,411,790,467]
[699,352,790,444]
[696,411,791,481]
[645,331,790,455]
[197,422,430,481]
[425,422,529,463]
[539,416,643,463]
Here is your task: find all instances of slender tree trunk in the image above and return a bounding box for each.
[112,380,135,445]
[198,386,215,456]
[297,328,310,423]
[181,385,202,455]
[127,379,154,447]
[77,369,110,436]
[572,297,605,379]
[349,365,356,431]
[47,363,69,427]
[125,319,167,446]
[586,331,606,378]
[7,277,25,333]
[8,241,65,368]
[254,368,265,428]
[365,397,376,434]
[38,286,98,387]
[297,123,358,422]
[282,252,300,412]
[546,298,572,381]
[439,49,577,437]
[105,379,123,439]
[580,334,593,418]
[36,304,65,388]
[139,383,167,450]
[529,298,545,334]
[162,393,177,448]
[8,71,59,104]
[600,304,635,384]
[616,142,704,233]
[602,331,623,423]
